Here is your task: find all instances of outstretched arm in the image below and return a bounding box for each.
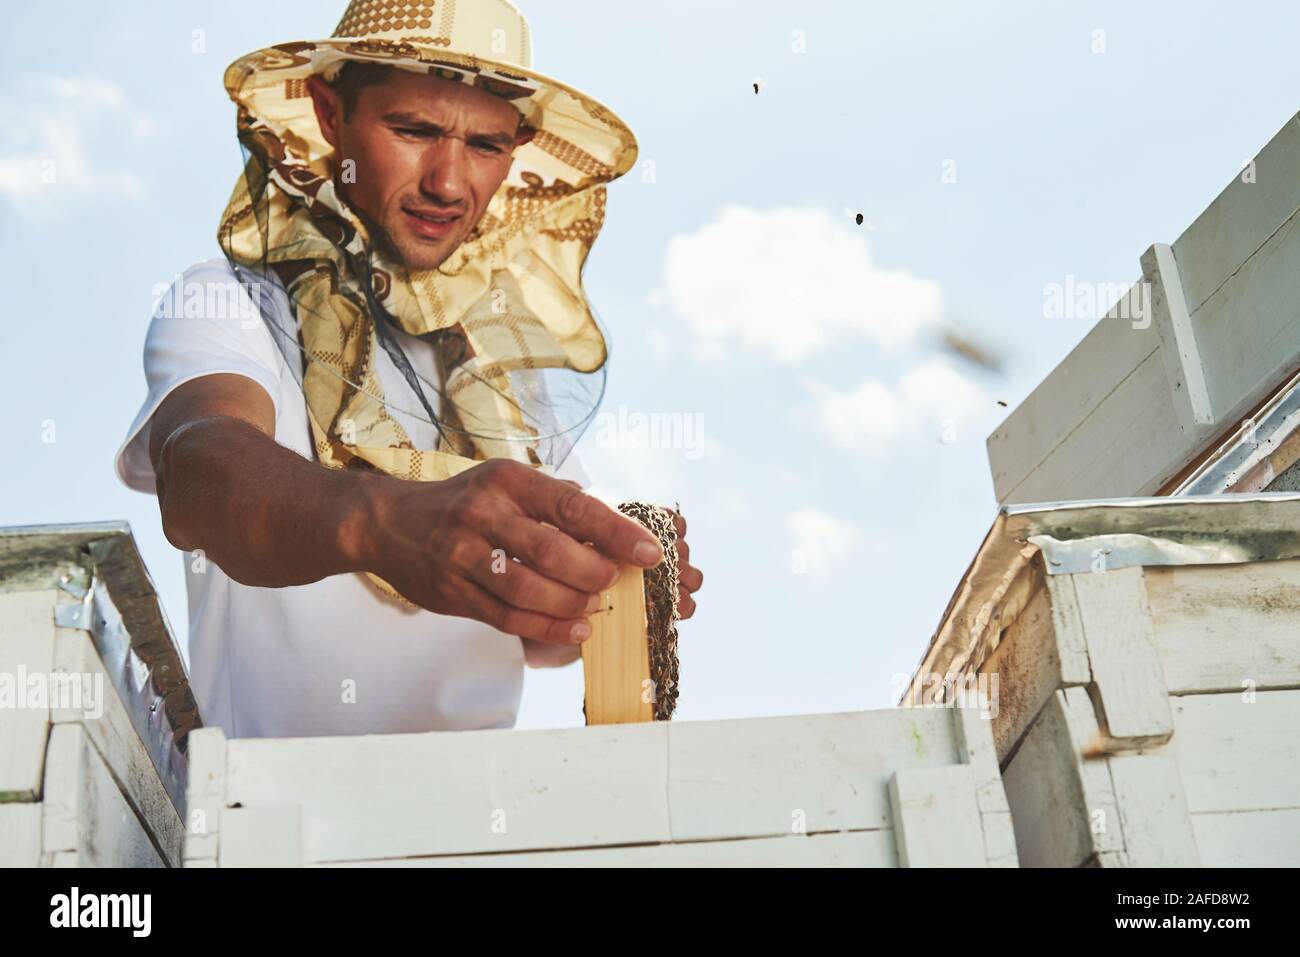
[148,373,665,647]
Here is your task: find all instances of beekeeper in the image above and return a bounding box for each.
[114,0,702,738]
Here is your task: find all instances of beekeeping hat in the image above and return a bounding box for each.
[214,0,639,604]
[221,0,638,195]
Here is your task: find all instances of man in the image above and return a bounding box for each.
[115,0,702,738]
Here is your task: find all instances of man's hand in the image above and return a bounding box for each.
[149,374,665,650]
[357,459,666,646]
[666,506,703,620]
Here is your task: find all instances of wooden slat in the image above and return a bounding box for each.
[0,803,42,866]
[998,348,1188,504]
[889,765,988,867]
[952,706,1018,866]
[40,724,163,867]
[220,807,302,867]
[187,696,1026,867]
[666,709,959,842]
[1190,808,1300,867]
[581,563,653,725]
[1142,243,1214,431]
[1001,691,1095,868]
[981,583,1072,764]
[1002,688,1135,867]
[1144,560,1300,693]
[183,726,226,866]
[1171,110,1300,317]
[1192,205,1300,424]
[50,625,184,867]
[1170,689,1300,814]
[224,722,672,864]
[1107,752,1199,866]
[1048,573,1092,685]
[1059,689,1128,860]
[987,284,1159,503]
[0,589,56,800]
[1071,566,1173,745]
[317,831,898,868]
[206,709,1001,866]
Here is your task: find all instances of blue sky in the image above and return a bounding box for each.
[3,1,1299,730]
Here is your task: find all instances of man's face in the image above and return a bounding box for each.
[307,69,526,271]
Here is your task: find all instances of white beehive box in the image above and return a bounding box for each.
[185,705,1017,868]
[903,494,1300,867]
[989,112,1300,505]
[0,524,198,867]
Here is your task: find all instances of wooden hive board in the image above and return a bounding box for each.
[0,525,196,868]
[988,111,1300,505]
[917,542,1300,867]
[184,707,1018,868]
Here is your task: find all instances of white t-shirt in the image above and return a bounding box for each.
[115,257,590,739]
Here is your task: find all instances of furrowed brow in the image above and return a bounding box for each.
[380,111,515,146]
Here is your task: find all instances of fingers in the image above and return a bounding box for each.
[665,506,700,620]
[678,558,704,593]
[674,535,703,593]
[496,514,620,594]
[460,576,592,647]
[514,468,663,569]
[677,584,697,620]
[454,534,599,622]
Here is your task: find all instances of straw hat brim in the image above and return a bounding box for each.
[222,38,639,190]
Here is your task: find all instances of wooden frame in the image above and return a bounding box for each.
[184,707,1018,868]
[581,563,654,724]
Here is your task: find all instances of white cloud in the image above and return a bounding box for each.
[659,205,943,362]
[815,358,986,450]
[900,358,985,422]
[788,507,859,576]
[0,74,157,224]
[820,379,907,445]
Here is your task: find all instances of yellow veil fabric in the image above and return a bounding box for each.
[215,6,638,602]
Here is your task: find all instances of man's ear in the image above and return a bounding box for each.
[305,73,344,149]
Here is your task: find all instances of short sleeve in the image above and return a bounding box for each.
[114,257,289,494]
